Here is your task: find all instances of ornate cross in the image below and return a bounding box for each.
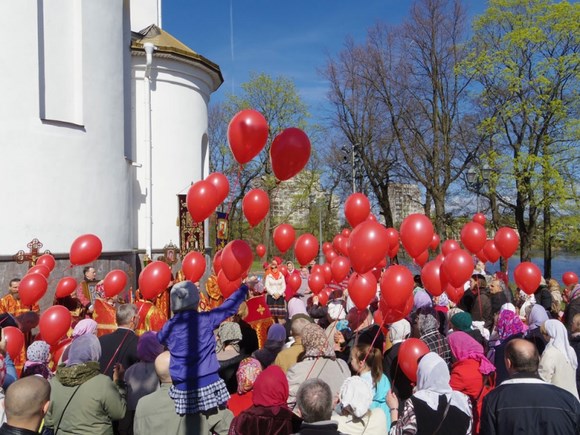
[257,304,265,315]
[13,239,50,267]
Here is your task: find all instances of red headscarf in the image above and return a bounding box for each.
[252,365,289,407]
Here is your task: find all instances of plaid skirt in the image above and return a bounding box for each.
[266,295,287,318]
[168,379,230,415]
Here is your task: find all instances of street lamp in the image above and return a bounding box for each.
[309,194,325,264]
[466,164,491,212]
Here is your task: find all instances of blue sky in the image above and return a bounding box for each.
[163,0,487,118]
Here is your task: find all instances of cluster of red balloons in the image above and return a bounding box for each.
[187,172,230,223]
[18,253,58,306]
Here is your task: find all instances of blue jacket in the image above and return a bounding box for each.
[158,285,248,390]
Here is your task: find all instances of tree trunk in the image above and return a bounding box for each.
[543,203,552,279]
[432,193,446,240]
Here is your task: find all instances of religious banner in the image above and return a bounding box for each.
[216,211,229,251]
[178,194,204,257]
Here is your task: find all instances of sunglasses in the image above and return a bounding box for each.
[272,265,278,268]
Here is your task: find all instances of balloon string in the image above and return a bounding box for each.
[103,329,132,376]
[225,164,243,219]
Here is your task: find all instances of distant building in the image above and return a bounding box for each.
[388,183,423,225]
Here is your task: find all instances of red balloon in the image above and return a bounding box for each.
[461,222,487,254]
[187,180,218,223]
[325,250,338,263]
[51,338,72,368]
[18,273,48,306]
[182,251,206,283]
[441,239,460,256]
[367,214,377,222]
[563,272,579,286]
[213,250,223,275]
[421,258,445,297]
[399,338,430,383]
[472,213,486,226]
[429,234,440,251]
[380,265,414,311]
[348,221,390,274]
[308,272,325,294]
[70,234,102,266]
[270,128,311,181]
[55,277,78,298]
[386,228,399,251]
[3,327,24,361]
[286,273,302,293]
[400,214,434,259]
[476,249,488,264]
[322,242,333,254]
[103,270,127,298]
[341,228,351,238]
[317,288,331,306]
[273,224,295,254]
[256,244,266,258]
[483,240,501,263]
[349,272,377,310]
[333,235,349,256]
[39,306,72,345]
[414,250,429,267]
[28,264,50,278]
[331,256,351,283]
[494,227,519,259]
[139,261,172,300]
[344,193,371,228]
[380,296,413,324]
[322,263,332,283]
[242,189,270,227]
[295,234,319,266]
[217,270,242,299]
[206,172,230,205]
[514,262,542,295]
[37,254,56,272]
[445,284,464,304]
[388,243,400,259]
[227,109,269,164]
[279,265,288,277]
[441,249,474,288]
[222,240,254,281]
[311,265,324,276]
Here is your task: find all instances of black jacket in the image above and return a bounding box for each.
[98,328,139,378]
[481,375,580,435]
[0,423,39,435]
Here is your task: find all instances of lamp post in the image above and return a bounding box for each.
[466,164,491,212]
[309,194,325,264]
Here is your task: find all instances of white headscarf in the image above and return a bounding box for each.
[339,376,373,418]
[500,303,516,313]
[388,319,411,344]
[327,301,346,320]
[414,352,471,416]
[544,319,578,369]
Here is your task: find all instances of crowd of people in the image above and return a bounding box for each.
[0,257,579,434]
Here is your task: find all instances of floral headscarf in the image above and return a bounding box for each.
[236,357,262,395]
[26,340,51,363]
[497,310,527,341]
[448,332,495,375]
[301,323,335,360]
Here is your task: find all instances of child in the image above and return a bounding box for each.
[351,344,391,426]
[157,278,254,426]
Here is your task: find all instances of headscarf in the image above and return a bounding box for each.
[450,312,472,332]
[435,293,449,307]
[339,376,373,418]
[388,319,411,344]
[328,301,346,321]
[252,365,289,407]
[236,357,262,395]
[447,332,495,375]
[217,321,243,352]
[267,324,287,342]
[301,323,335,360]
[544,319,578,369]
[137,331,164,363]
[416,308,439,335]
[72,319,98,339]
[527,304,549,330]
[66,334,102,367]
[288,297,307,318]
[413,290,433,311]
[415,352,470,416]
[26,340,51,363]
[500,303,516,313]
[497,310,527,341]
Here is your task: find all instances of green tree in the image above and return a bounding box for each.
[463,0,580,271]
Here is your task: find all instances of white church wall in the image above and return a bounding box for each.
[130,0,161,32]
[0,0,131,255]
[132,55,214,251]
